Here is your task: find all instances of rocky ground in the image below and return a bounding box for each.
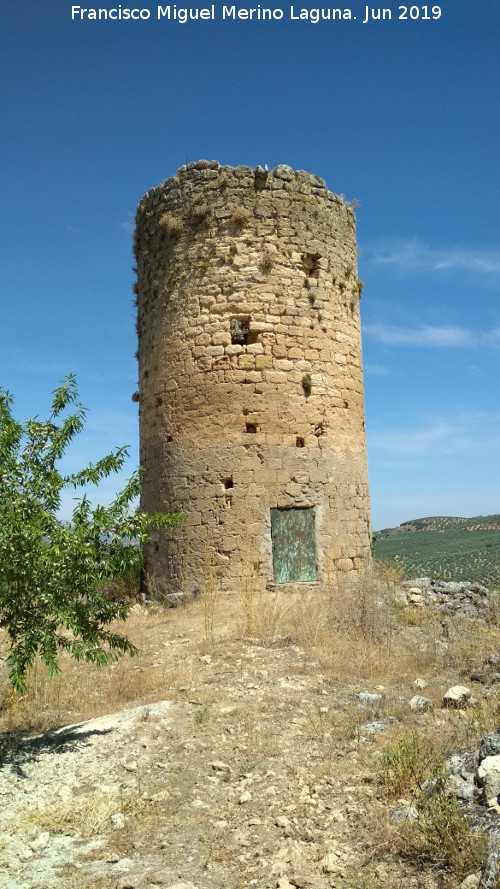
[1,584,500,889]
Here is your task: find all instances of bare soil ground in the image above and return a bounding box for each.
[1,580,499,889]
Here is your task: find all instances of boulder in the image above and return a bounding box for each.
[477,754,500,801]
[410,695,433,712]
[446,773,475,801]
[459,876,481,889]
[479,731,500,763]
[389,804,418,822]
[485,653,500,666]
[356,691,383,706]
[470,672,487,684]
[272,164,294,180]
[442,685,472,709]
[408,592,425,606]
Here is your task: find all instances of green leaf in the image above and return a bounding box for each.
[0,376,183,692]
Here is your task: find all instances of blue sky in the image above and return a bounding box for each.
[1,1,499,530]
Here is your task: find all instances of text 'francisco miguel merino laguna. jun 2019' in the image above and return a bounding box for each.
[71,5,443,23]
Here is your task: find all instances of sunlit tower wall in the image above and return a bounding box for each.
[134,161,372,595]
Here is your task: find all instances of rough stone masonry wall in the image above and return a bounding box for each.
[135,160,372,594]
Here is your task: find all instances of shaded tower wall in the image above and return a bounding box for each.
[135,161,372,594]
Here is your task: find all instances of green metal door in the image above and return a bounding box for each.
[270,507,317,582]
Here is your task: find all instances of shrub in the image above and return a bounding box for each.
[0,376,183,692]
[376,557,405,590]
[191,202,211,223]
[260,248,275,274]
[416,771,487,877]
[159,213,183,238]
[381,734,488,880]
[301,374,312,397]
[229,206,251,230]
[381,733,438,797]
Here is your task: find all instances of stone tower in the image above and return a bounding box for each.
[135,161,372,595]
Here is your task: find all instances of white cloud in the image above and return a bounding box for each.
[486,328,500,346]
[368,412,500,458]
[362,359,391,375]
[368,420,460,455]
[363,239,500,277]
[363,323,474,348]
[363,323,500,350]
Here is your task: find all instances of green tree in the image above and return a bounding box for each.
[0,375,182,693]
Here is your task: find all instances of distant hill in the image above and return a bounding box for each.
[374,514,500,586]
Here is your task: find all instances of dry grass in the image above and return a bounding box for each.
[374,733,489,883]
[101,570,140,604]
[202,549,216,649]
[229,206,251,230]
[17,791,124,838]
[235,575,446,685]
[375,557,405,590]
[52,873,109,889]
[190,202,210,223]
[240,569,256,636]
[2,569,500,887]
[2,572,499,741]
[158,212,183,238]
[0,604,200,733]
[260,247,275,273]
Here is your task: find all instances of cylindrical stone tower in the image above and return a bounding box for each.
[135,161,372,594]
